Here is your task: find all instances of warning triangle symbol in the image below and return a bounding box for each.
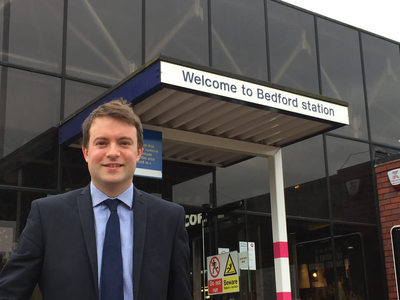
[224,254,237,276]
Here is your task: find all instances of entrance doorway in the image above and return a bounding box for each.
[184,199,262,300]
[170,157,275,300]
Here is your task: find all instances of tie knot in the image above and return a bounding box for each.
[104,199,119,212]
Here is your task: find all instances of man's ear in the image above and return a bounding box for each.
[82,146,89,162]
[136,147,143,162]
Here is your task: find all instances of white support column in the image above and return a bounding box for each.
[268,149,291,300]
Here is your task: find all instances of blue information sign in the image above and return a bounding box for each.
[135,129,162,179]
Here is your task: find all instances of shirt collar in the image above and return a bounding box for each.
[90,182,134,209]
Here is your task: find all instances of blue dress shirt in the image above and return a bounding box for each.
[91,182,134,300]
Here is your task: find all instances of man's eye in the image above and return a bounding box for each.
[121,141,131,146]
[96,141,106,146]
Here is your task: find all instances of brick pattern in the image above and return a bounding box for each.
[376,159,400,300]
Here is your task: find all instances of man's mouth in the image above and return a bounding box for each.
[104,164,123,167]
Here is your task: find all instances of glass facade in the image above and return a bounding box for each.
[211,0,268,80]
[362,33,400,147]
[8,0,63,72]
[145,0,209,65]
[283,136,328,219]
[267,0,319,93]
[66,0,142,84]
[0,0,399,299]
[64,80,107,118]
[1,68,60,157]
[317,18,368,140]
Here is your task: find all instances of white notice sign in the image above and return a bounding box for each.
[239,241,256,270]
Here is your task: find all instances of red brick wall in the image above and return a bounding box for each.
[376,159,400,300]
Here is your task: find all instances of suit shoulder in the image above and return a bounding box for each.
[33,187,86,206]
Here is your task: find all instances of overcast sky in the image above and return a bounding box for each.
[282,0,400,43]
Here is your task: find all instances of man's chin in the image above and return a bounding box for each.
[102,178,132,188]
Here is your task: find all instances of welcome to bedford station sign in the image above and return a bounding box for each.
[159,61,349,126]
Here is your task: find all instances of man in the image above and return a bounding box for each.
[0,99,192,300]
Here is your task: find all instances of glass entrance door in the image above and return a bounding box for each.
[171,158,272,300]
[202,200,254,300]
[182,199,261,300]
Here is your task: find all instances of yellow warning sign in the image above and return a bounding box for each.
[223,276,239,292]
[224,254,237,276]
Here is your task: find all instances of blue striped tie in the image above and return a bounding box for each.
[101,199,123,300]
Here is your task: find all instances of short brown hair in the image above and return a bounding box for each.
[81,98,143,149]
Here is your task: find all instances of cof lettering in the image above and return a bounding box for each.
[185,213,203,227]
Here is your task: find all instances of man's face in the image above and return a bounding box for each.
[82,116,143,197]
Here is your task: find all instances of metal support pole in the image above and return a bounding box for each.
[268,148,291,300]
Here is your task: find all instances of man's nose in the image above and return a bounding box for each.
[107,143,120,157]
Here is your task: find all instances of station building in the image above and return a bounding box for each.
[0,0,399,299]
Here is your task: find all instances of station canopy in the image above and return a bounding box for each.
[59,56,349,167]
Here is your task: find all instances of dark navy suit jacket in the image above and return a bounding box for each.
[0,185,192,300]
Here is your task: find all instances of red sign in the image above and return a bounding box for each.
[209,256,220,278]
[388,169,400,191]
[208,279,223,294]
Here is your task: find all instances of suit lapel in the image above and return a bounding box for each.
[77,185,99,299]
[133,187,147,300]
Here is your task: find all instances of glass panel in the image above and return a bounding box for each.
[334,224,385,300]
[216,157,269,206]
[203,202,254,299]
[67,0,141,84]
[317,18,367,139]
[1,67,60,158]
[283,135,328,219]
[62,144,90,192]
[289,219,331,300]
[211,0,268,81]
[173,172,212,207]
[362,33,400,147]
[145,0,208,66]
[0,127,58,190]
[64,80,107,119]
[326,136,375,223]
[146,160,213,204]
[268,1,319,93]
[8,0,63,72]
[245,213,274,299]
